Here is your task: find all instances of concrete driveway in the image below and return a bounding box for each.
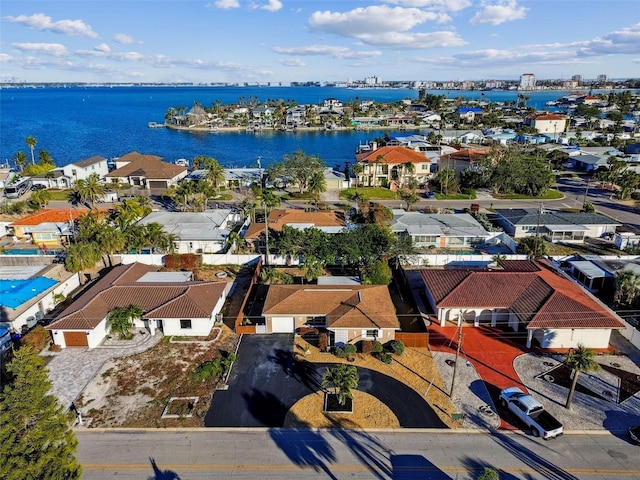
[204,334,445,428]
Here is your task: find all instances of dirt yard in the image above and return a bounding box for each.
[75,326,239,428]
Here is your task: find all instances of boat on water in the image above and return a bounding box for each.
[148,121,165,128]
[175,158,189,167]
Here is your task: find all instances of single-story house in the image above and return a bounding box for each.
[493,208,620,242]
[355,145,431,189]
[261,284,398,346]
[46,263,229,348]
[31,156,109,189]
[390,210,490,249]
[105,152,188,190]
[570,153,610,172]
[9,208,92,246]
[419,259,625,349]
[137,209,244,254]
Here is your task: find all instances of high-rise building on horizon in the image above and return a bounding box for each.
[597,74,608,83]
[519,73,536,90]
[571,74,583,85]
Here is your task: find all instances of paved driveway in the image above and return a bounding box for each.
[204,334,445,428]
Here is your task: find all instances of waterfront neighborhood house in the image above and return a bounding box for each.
[9,208,90,246]
[494,208,620,243]
[355,145,431,190]
[46,262,229,348]
[419,260,625,349]
[389,210,490,249]
[524,113,568,140]
[137,209,244,254]
[261,284,398,346]
[105,152,188,190]
[30,156,110,189]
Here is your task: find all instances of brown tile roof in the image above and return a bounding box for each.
[10,208,90,226]
[356,146,429,164]
[262,285,398,329]
[105,152,186,179]
[245,209,346,239]
[419,260,624,330]
[47,263,226,331]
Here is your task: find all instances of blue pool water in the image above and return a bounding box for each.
[0,249,56,255]
[0,277,57,309]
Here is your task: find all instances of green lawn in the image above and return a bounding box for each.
[494,190,564,200]
[340,187,398,201]
[47,189,72,201]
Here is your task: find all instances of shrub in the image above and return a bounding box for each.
[390,340,405,356]
[380,352,393,364]
[371,340,383,354]
[477,467,499,480]
[191,359,224,381]
[318,333,328,352]
[343,344,357,356]
[21,326,51,351]
[297,326,319,337]
[360,341,373,354]
[334,347,347,359]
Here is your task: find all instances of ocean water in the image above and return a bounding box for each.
[0,85,592,169]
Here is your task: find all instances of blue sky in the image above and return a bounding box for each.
[1,1,639,84]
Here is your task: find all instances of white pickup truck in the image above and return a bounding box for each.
[499,387,563,440]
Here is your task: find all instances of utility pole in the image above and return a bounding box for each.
[450,319,463,397]
[534,202,542,258]
[263,201,269,266]
[582,179,590,209]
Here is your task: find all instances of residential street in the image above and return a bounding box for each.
[76,429,640,479]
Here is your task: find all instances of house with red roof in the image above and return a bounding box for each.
[46,262,229,348]
[261,284,399,346]
[9,208,92,247]
[355,145,431,190]
[419,260,625,349]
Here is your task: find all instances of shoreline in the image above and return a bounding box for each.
[165,124,427,133]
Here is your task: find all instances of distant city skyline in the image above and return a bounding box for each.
[1,1,639,84]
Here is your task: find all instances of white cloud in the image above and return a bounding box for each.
[212,0,240,9]
[578,23,640,56]
[113,33,138,44]
[470,1,527,26]
[357,31,466,48]
[309,6,440,36]
[252,0,283,12]
[385,0,472,12]
[11,42,69,57]
[273,45,382,59]
[276,57,305,67]
[0,53,12,63]
[94,43,111,53]
[5,13,98,38]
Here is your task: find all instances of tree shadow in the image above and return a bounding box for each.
[268,347,322,390]
[269,414,338,480]
[491,431,579,480]
[241,388,289,427]
[328,425,393,480]
[147,457,181,480]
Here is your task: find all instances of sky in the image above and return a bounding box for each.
[1,0,639,84]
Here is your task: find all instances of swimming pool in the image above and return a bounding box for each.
[0,277,57,309]
[0,249,57,255]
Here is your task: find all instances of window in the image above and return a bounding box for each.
[362,329,379,339]
[306,316,326,327]
[421,164,429,170]
[180,319,192,329]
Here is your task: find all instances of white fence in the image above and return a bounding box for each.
[619,319,640,350]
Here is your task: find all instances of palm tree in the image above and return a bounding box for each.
[72,173,106,209]
[25,136,37,164]
[307,170,327,208]
[614,269,640,307]
[203,157,225,191]
[322,364,359,407]
[351,162,364,189]
[564,344,600,409]
[38,149,55,167]
[64,242,101,284]
[30,189,51,210]
[403,162,416,188]
[96,226,126,267]
[13,151,27,172]
[107,304,143,339]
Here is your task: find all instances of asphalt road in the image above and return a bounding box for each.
[76,429,640,479]
[205,334,444,428]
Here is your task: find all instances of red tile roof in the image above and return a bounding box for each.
[356,146,429,164]
[263,284,398,329]
[419,260,624,330]
[47,263,227,330]
[10,209,91,226]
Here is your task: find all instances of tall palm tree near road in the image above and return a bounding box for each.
[73,173,106,209]
[64,242,101,284]
[308,170,327,208]
[564,344,600,409]
[13,151,27,172]
[25,136,37,164]
[351,162,364,189]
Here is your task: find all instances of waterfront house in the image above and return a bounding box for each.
[137,209,244,254]
[30,155,109,189]
[105,152,188,190]
[260,284,398,346]
[355,145,431,189]
[46,262,229,348]
[389,210,490,249]
[493,208,620,242]
[458,107,483,122]
[419,259,625,349]
[524,113,567,140]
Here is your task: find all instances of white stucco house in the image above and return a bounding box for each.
[46,263,229,348]
[30,155,110,189]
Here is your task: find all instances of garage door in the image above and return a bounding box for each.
[148,180,168,189]
[271,317,294,333]
[64,331,88,347]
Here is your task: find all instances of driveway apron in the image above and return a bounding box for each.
[205,334,445,428]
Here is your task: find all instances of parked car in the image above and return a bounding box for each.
[425,191,436,199]
[499,386,563,440]
[31,183,46,190]
[628,425,640,445]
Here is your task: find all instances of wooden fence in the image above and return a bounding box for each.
[234,258,263,333]
[396,331,429,348]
